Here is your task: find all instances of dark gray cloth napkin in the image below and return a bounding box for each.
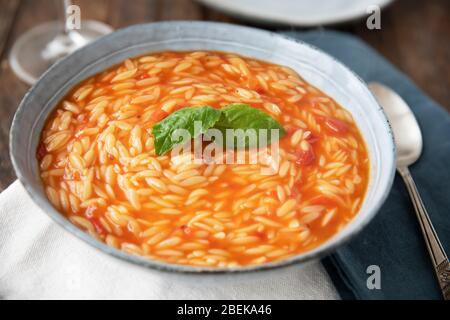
[282,30,450,300]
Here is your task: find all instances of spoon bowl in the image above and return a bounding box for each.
[368,83,422,167]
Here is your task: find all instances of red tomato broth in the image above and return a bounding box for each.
[38,51,369,268]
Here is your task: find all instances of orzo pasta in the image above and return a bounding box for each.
[38,51,369,268]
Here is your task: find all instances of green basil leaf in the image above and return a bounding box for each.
[151,104,286,155]
[214,104,286,149]
[152,106,222,156]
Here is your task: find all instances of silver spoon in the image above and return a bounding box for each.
[369,82,450,300]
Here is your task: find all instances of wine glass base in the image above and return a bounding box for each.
[9,20,113,85]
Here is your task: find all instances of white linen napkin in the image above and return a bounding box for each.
[0,180,339,300]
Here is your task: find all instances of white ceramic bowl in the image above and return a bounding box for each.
[197,0,395,27]
[10,22,395,273]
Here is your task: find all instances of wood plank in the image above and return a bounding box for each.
[355,0,450,109]
[0,0,21,60]
[107,0,159,28]
[159,0,203,21]
[0,0,68,190]
[75,0,110,23]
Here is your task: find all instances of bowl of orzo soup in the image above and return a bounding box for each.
[10,22,395,273]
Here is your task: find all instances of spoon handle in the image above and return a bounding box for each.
[398,166,450,300]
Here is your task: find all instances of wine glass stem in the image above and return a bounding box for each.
[63,0,74,35]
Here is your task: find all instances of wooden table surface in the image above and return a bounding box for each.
[0,0,448,191]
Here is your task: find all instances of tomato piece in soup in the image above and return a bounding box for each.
[324,117,349,134]
[36,143,47,161]
[150,109,169,122]
[296,148,315,166]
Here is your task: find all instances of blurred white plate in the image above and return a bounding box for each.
[198,0,395,26]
